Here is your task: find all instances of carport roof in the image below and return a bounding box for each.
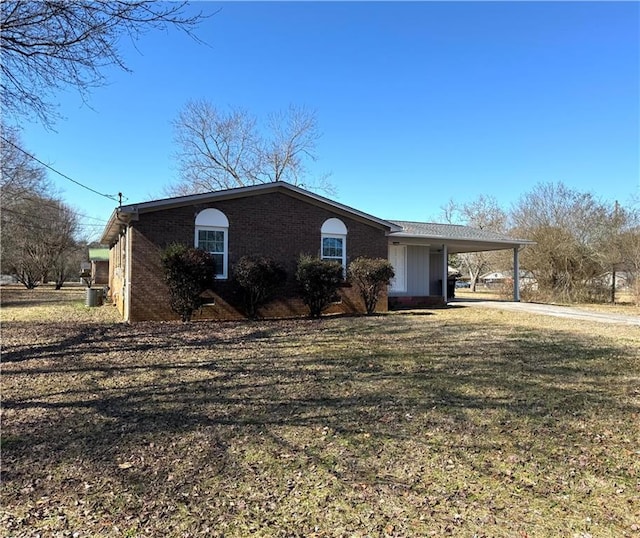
[389,221,534,253]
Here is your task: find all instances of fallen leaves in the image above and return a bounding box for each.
[2,290,639,537]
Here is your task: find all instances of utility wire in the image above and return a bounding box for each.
[1,206,77,234]
[2,191,111,225]
[1,134,121,203]
[2,207,106,236]
[77,215,108,223]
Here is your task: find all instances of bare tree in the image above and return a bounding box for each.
[441,195,508,291]
[172,101,261,193]
[1,1,206,127]
[510,182,610,301]
[596,201,640,304]
[620,226,640,305]
[51,241,87,290]
[1,127,50,207]
[2,194,79,289]
[1,129,81,288]
[170,101,329,195]
[1,127,47,285]
[263,106,322,184]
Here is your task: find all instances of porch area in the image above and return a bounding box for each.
[386,221,534,307]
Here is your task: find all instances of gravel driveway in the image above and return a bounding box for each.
[452,299,640,326]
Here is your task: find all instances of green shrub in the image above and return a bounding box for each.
[233,255,287,319]
[161,244,216,322]
[348,257,395,315]
[295,255,343,319]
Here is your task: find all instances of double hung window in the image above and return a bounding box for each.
[195,208,229,279]
[321,218,347,272]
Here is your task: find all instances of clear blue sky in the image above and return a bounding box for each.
[16,1,640,241]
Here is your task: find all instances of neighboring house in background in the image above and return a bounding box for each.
[80,261,91,284]
[592,271,631,290]
[100,182,532,322]
[0,274,18,285]
[88,248,110,285]
[479,270,538,290]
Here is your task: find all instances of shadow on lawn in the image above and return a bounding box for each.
[2,316,637,505]
[2,321,265,364]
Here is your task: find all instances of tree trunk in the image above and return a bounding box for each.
[610,268,616,304]
[470,272,480,292]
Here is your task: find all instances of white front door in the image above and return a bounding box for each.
[389,245,407,293]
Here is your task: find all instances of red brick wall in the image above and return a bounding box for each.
[92,261,109,285]
[108,232,127,317]
[128,191,389,321]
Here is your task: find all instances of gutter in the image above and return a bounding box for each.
[100,207,139,246]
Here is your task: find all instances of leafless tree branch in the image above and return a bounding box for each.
[169,101,331,195]
[1,1,209,127]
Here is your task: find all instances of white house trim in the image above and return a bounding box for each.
[321,218,347,270]
[321,218,348,235]
[389,244,407,293]
[195,208,229,227]
[195,208,229,279]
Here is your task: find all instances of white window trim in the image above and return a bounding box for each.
[321,233,347,270]
[321,218,348,272]
[195,225,228,279]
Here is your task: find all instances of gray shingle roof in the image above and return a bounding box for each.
[389,220,531,244]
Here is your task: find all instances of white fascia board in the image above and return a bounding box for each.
[388,231,534,247]
[100,207,139,246]
[103,182,400,242]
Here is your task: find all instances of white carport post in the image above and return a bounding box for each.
[513,247,520,302]
[442,244,448,303]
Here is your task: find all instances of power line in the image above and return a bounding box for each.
[4,192,112,225]
[0,134,121,203]
[1,206,77,234]
[2,208,106,236]
[76,214,108,223]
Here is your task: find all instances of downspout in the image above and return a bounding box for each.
[124,223,132,322]
[112,210,131,322]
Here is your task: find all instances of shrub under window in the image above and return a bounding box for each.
[295,255,343,319]
[233,255,287,319]
[162,244,216,322]
[348,257,395,315]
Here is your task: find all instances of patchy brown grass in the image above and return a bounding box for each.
[0,285,122,323]
[561,301,640,317]
[456,287,640,316]
[1,288,639,537]
[455,288,505,301]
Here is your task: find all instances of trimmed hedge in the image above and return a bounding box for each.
[296,255,343,319]
[162,244,216,322]
[233,255,287,319]
[348,257,395,315]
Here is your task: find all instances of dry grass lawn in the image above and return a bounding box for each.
[456,288,640,316]
[1,286,639,537]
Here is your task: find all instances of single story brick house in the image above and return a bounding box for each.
[100,182,532,322]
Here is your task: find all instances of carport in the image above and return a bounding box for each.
[386,221,534,307]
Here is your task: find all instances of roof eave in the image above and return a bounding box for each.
[100,207,138,246]
[387,231,535,248]
[100,182,399,242]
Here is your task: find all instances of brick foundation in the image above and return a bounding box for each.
[388,296,446,309]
